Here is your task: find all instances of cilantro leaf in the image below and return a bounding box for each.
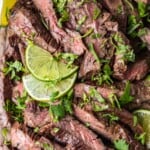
[49,103,65,122]
[135,132,146,145]
[4,95,27,123]
[119,81,134,106]
[103,113,119,124]
[93,7,101,20]
[89,87,105,103]
[3,60,24,81]
[53,0,69,27]
[137,1,148,18]
[114,139,129,150]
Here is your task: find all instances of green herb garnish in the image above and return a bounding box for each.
[3,60,25,81]
[119,81,134,106]
[114,139,129,150]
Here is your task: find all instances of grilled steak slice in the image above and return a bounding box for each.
[100,0,127,32]
[24,102,105,150]
[9,2,57,53]
[74,83,121,100]
[11,122,63,150]
[11,123,41,150]
[41,125,91,150]
[124,57,150,81]
[58,116,105,150]
[116,80,150,105]
[32,0,86,55]
[24,102,51,128]
[110,109,143,134]
[79,51,100,78]
[73,105,128,141]
[75,81,150,110]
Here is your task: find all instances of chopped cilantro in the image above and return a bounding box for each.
[92,62,113,85]
[80,93,91,108]
[4,95,27,123]
[93,7,101,20]
[3,60,25,81]
[103,113,119,124]
[113,33,135,62]
[53,0,69,27]
[42,143,54,150]
[49,103,66,122]
[108,93,121,109]
[56,52,78,67]
[88,43,101,65]
[137,1,148,18]
[53,127,60,133]
[117,5,123,14]
[137,28,147,37]
[91,33,101,39]
[114,139,129,150]
[34,127,39,133]
[41,90,73,122]
[89,87,105,103]
[78,15,87,26]
[92,103,108,112]
[127,15,142,38]
[2,127,10,145]
[82,28,94,38]
[119,81,134,106]
[135,132,146,145]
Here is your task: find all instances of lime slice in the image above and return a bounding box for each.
[0,0,17,26]
[134,109,150,149]
[26,43,78,81]
[22,73,77,101]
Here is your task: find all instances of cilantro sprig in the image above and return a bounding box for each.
[114,139,129,150]
[3,60,25,81]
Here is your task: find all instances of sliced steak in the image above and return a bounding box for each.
[24,102,105,150]
[74,83,121,100]
[9,2,57,53]
[41,125,90,150]
[111,109,143,134]
[24,102,51,128]
[32,0,86,55]
[73,105,128,142]
[100,0,127,32]
[124,58,150,81]
[58,116,105,150]
[116,80,150,105]
[11,123,41,150]
[79,51,100,78]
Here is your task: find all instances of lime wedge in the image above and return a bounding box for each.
[25,43,78,81]
[22,73,77,101]
[134,109,150,149]
[0,0,17,26]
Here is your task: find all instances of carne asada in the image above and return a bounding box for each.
[0,0,150,149]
